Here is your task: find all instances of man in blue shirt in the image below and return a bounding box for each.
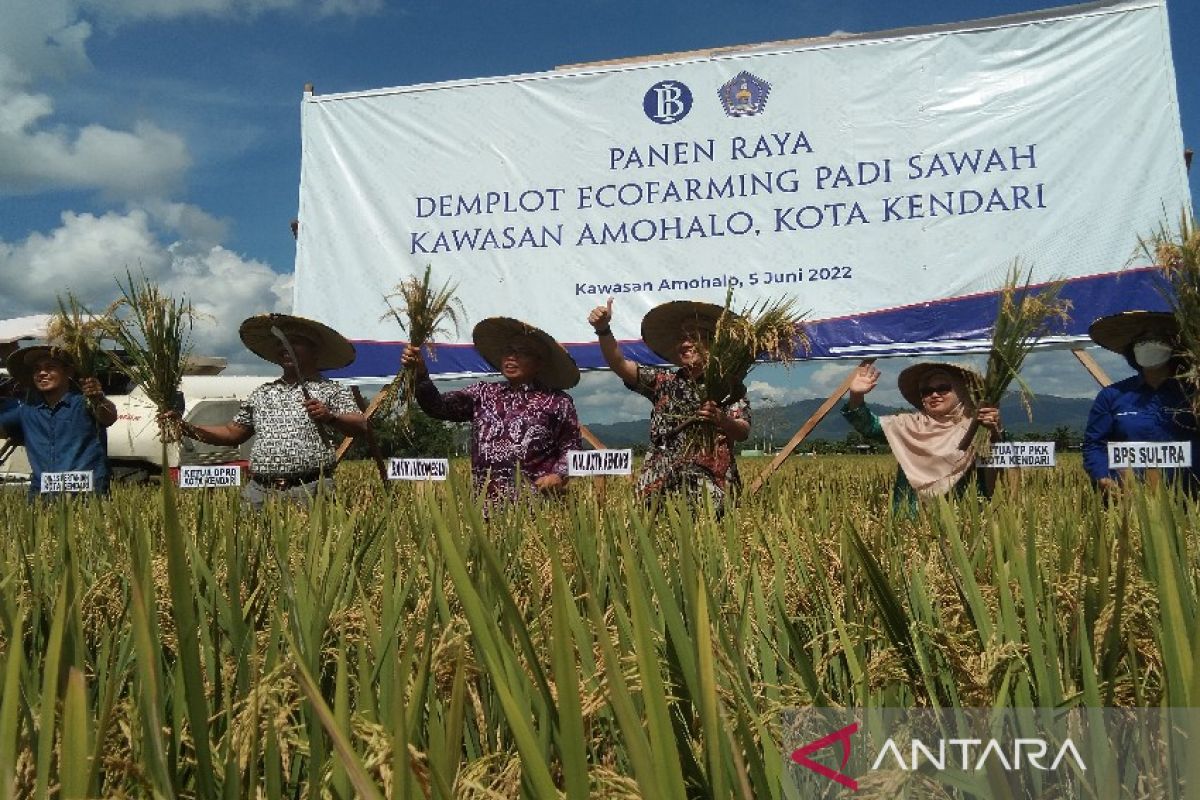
[1083,311,1200,492]
[0,346,118,497]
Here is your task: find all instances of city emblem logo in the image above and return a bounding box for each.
[718,70,772,117]
[643,80,693,124]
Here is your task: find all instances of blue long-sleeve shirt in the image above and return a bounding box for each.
[0,391,110,497]
[1082,375,1200,487]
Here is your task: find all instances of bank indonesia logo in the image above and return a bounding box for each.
[718,71,771,117]
[643,80,693,124]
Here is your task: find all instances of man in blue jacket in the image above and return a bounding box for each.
[0,346,118,497]
[1083,311,1200,493]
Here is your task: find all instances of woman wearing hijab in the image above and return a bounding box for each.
[1082,311,1200,493]
[842,361,1003,513]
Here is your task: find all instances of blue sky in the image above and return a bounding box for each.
[1,0,1195,423]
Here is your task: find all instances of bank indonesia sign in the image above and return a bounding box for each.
[643,80,693,124]
[295,0,1190,379]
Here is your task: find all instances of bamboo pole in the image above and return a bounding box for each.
[1071,347,1112,387]
[579,425,609,501]
[747,358,876,495]
[335,387,390,464]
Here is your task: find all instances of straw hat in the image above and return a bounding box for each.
[640,300,744,365]
[4,345,74,387]
[239,313,356,370]
[472,317,580,389]
[1087,311,1178,354]
[896,362,983,409]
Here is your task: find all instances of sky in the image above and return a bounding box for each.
[1,0,1196,424]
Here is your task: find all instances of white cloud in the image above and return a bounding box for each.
[570,372,651,425]
[744,379,810,407]
[0,206,291,372]
[78,0,381,23]
[0,10,190,200]
[315,0,383,16]
[0,2,92,83]
[0,113,190,197]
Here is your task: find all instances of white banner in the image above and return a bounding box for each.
[977,441,1056,469]
[295,0,1190,377]
[1107,441,1192,469]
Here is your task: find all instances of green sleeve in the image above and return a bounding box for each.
[840,401,885,442]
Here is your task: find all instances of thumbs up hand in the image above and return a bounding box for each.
[588,297,614,333]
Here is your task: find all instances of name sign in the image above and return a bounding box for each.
[568,449,633,476]
[977,442,1056,469]
[388,458,449,481]
[40,471,94,493]
[1107,442,1192,470]
[178,465,243,488]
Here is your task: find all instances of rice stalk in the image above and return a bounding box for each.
[1142,208,1200,417]
[46,293,111,412]
[99,271,196,442]
[677,289,808,452]
[959,262,1071,450]
[379,265,463,425]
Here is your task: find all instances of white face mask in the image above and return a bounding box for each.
[1133,340,1172,369]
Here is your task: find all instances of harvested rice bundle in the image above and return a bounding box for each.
[100,272,197,442]
[676,290,807,451]
[380,265,463,424]
[702,292,808,405]
[1142,209,1200,416]
[959,262,1071,450]
[46,293,110,410]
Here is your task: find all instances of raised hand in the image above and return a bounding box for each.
[847,364,880,399]
[588,297,614,332]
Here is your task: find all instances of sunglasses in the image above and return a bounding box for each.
[502,345,542,358]
[920,383,954,398]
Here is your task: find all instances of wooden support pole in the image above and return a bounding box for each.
[747,358,876,495]
[1071,347,1112,388]
[335,387,391,464]
[579,425,609,500]
[579,425,606,450]
[350,386,389,485]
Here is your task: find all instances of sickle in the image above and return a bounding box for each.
[270,324,313,400]
[271,323,335,446]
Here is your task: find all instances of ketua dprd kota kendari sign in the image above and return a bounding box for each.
[294,0,1190,379]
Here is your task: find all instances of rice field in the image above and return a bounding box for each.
[0,453,1196,798]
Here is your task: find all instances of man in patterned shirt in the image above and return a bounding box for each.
[170,314,367,509]
[401,317,580,504]
[586,298,751,512]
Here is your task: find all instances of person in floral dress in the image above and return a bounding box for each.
[586,298,750,511]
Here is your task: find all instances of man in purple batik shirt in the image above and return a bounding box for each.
[402,317,581,504]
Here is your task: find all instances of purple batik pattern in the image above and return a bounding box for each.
[415,378,580,501]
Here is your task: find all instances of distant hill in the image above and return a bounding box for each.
[582,393,1095,449]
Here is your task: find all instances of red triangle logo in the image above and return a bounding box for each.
[790,721,859,791]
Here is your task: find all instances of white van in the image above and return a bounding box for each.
[1,360,275,484]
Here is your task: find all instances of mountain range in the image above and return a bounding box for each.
[582,393,1095,450]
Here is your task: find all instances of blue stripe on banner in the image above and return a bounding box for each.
[326,268,1169,378]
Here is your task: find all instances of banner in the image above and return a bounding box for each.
[294,0,1191,378]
